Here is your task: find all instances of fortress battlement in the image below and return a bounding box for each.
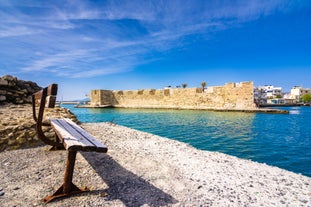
[90,81,256,110]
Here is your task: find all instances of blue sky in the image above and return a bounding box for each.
[0,0,310,100]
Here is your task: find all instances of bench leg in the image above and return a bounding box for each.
[43,151,89,203]
[49,135,65,151]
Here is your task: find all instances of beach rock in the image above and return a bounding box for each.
[0,104,78,152]
[0,79,8,86]
[0,75,42,105]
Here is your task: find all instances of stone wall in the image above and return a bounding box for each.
[0,104,78,152]
[90,81,256,110]
[0,75,42,105]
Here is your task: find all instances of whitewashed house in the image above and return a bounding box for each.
[254,85,283,105]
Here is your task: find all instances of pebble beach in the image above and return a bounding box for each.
[0,121,310,206]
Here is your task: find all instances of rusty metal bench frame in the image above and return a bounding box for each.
[32,84,108,203]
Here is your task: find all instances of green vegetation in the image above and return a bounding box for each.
[301,94,311,103]
[182,83,187,88]
[201,82,207,91]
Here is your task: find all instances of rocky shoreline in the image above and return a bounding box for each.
[0,75,42,105]
[0,103,310,206]
[0,104,78,152]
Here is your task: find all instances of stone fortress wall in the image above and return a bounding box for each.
[90,81,256,110]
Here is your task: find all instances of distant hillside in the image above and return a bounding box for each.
[74,97,90,102]
[60,98,90,103]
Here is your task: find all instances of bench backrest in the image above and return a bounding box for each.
[32,83,63,147]
[33,84,58,108]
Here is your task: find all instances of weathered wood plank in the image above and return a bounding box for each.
[45,95,56,108]
[50,119,95,151]
[50,119,85,151]
[33,84,58,108]
[47,84,58,96]
[50,118,108,152]
[63,118,108,152]
[34,84,57,98]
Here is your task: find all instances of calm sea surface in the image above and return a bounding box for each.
[62,105,311,177]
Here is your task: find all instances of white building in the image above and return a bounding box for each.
[290,86,311,101]
[254,85,283,105]
[262,85,282,98]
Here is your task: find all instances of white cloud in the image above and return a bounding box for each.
[71,67,131,78]
[0,25,37,37]
[20,42,147,78]
[0,0,303,79]
[21,50,88,71]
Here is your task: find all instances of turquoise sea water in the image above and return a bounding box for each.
[62,105,311,177]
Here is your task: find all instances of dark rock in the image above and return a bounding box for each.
[0,75,42,105]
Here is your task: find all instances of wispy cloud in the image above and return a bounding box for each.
[0,0,303,78]
[22,50,89,72]
[71,66,132,78]
[0,25,36,37]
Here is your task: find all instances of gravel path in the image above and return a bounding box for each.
[0,122,310,206]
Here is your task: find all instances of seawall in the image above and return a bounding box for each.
[90,82,256,110]
[88,82,288,113]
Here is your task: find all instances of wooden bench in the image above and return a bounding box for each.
[32,84,108,203]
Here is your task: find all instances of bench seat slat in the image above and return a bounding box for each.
[50,118,107,153]
[63,118,108,152]
[51,118,96,151]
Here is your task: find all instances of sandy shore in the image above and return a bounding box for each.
[0,122,310,206]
